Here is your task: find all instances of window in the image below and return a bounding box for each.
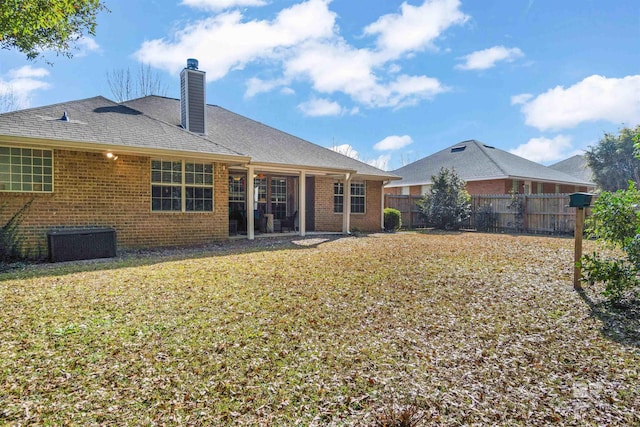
[0,146,53,192]
[334,180,366,214]
[151,160,213,212]
[351,181,366,213]
[228,175,245,214]
[271,177,287,219]
[334,181,344,213]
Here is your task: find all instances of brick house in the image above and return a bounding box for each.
[385,140,595,197]
[0,60,398,257]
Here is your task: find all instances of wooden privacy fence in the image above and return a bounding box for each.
[385,193,585,235]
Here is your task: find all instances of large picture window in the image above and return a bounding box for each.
[151,160,213,212]
[334,180,366,214]
[0,146,53,192]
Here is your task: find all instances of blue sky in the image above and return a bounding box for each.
[1,0,639,170]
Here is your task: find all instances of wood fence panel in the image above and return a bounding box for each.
[385,193,584,235]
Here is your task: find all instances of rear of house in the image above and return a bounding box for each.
[0,60,397,259]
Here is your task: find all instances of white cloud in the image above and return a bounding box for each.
[456,46,524,71]
[0,66,51,110]
[285,40,448,108]
[74,36,101,57]
[364,0,469,58]
[181,0,266,11]
[298,97,343,116]
[517,74,640,131]
[511,93,533,105]
[136,0,460,112]
[374,135,413,151]
[135,0,337,78]
[509,135,580,163]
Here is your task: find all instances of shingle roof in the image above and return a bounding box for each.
[549,154,594,183]
[387,140,595,187]
[124,96,398,179]
[0,96,245,159]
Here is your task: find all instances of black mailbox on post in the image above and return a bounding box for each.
[569,192,593,208]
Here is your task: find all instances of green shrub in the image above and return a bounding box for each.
[417,167,470,230]
[384,208,402,231]
[581,183,640,303]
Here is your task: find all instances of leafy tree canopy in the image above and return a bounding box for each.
[0,0,107,61]
[417,167,471,230]
[585,125,640,192]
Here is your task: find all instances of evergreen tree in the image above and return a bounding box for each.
[417,167,471,230]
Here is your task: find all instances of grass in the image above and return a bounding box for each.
[0,232,638,426]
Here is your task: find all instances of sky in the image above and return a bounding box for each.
[0,0,639,171]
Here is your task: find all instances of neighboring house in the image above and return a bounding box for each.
[386,140,595,196]
[549,154,595,184]
[0,60,398,256]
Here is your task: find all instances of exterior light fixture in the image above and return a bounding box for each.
[105,152,118,161]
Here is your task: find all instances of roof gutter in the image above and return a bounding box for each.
[0,135,250,165]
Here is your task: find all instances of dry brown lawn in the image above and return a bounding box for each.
[0,232,638,426]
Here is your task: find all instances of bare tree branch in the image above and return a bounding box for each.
[106,64,167,102]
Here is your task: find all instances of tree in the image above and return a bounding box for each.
[585,125,640,192]
[581,183,640,304]
[0,88,17,113]
[417,167,471,230]
[106,64,169,102]
[0,0,108,61]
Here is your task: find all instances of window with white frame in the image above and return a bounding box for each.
[351,181,366,213]
[271,177,287,219]
[334,180,366,214]
[0,146,53,192]
[334,181,344,213]
[151,160,213,212]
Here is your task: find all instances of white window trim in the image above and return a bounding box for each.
[0,145,54,193]
[334,180,366,215]
[151,159,215,213]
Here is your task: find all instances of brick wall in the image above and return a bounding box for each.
[465,180,510,195]
[1,148,229,257]
[313,177,383,232]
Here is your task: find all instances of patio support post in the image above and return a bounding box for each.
[381,183,385,230]
[299,171,306,236]
[247,165,255,240]
[343,173,352,234]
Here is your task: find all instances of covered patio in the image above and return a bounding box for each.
[227,166,356,239]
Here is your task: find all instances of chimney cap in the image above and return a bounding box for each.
[186,58,199,70]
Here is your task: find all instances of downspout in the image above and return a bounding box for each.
[381,180,389,230]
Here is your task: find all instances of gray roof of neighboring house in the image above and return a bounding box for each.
[549,154,594,183]
[0,96,245,159]
[387,140,595,188]
[124,96,398,179]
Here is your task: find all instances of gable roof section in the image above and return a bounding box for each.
[0,96,247,161]
[549,154,594,183]
[124,96,398,180]
[388,140,594,188]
